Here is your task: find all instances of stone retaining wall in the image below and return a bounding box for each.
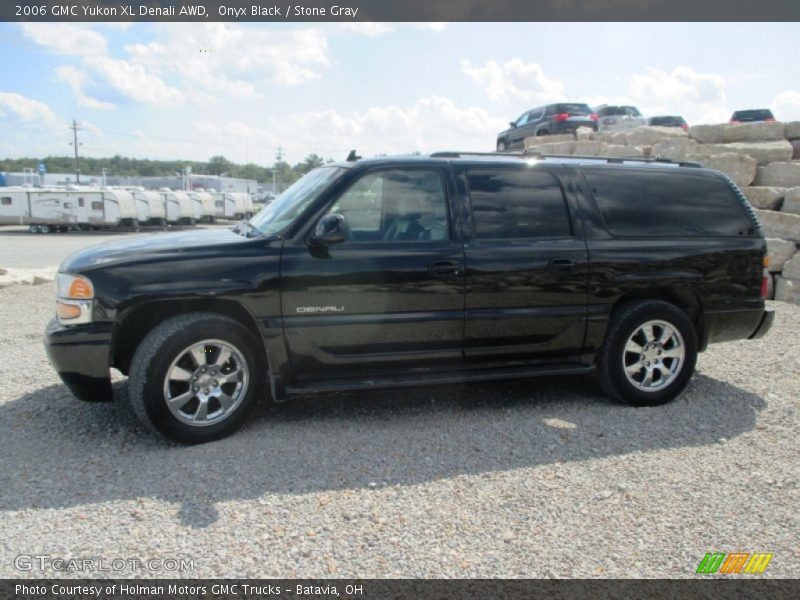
[524,121,800,304]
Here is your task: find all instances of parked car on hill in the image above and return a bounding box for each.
[730,109,775,124]
[595,105,647,132]
[647,115,689,130]
[46,151,774,442]
[496,103,598,150]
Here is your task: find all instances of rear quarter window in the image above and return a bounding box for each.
[467,168,571,239]
[583,168,756,237]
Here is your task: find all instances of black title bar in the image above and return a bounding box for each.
[4,579,800,600]
[2,0,800,22]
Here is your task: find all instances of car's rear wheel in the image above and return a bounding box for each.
[128,312,262,443]
[596,300,697,406]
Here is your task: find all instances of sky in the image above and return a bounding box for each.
[0,22,799,166]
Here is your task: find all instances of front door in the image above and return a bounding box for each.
[460,165,589,364]
[280,166,465,381]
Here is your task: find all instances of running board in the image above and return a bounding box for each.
[285,363,596,395]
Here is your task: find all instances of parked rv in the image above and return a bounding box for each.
[159,190,201,225]
[0,186,141,233]
[189,190,217,222]
[128,188,168,227]
[232,192,255,219]
[210,192,237,220]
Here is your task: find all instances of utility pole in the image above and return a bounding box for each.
[69,119,82,184]
[276,146,283,162]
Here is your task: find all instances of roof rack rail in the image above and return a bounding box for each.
[430,150,702,168]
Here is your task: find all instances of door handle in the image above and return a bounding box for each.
[548,258,576,274]
[428,260,462,277]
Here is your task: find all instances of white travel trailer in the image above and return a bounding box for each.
[189,190,216,222]
[231,192,254,219]
[128,188,167,226]
[210,192,237,220]
[159,190,201,225]
[0,186,140,232]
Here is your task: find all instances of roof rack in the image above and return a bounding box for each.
[429,150,702,168]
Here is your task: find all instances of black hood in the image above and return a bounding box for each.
[60,228,257,273]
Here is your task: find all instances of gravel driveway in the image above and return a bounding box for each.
[0,283,797,578]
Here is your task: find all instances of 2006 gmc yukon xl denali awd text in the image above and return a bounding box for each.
[45,152,775,443]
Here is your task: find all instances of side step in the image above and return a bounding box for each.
[285,363,596,395]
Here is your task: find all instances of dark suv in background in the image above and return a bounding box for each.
[497,103,598,150]
[730,109,776,124]
[647,115,689,130]
[46,152,774,443]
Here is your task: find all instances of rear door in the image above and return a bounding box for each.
[460,164,589,364]
[279,165,465,380]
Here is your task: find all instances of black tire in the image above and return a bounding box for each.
[497,140,507,152]
[596,300,698,407]
[128,313,263,443]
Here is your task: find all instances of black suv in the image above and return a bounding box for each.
[497,103,598,150]
[46,152,774,443]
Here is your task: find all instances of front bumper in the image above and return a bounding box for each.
[45,318,114,401]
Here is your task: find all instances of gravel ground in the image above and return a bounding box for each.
[0,283,797,579]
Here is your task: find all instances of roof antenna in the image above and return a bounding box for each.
[346,149,361,162]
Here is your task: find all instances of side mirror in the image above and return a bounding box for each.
[309,213,348,246]
[509,121,517,128]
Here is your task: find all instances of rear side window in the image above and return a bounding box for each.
[467,169,571,239]
[583,169,755,237]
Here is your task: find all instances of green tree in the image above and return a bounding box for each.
[207,155,233,176]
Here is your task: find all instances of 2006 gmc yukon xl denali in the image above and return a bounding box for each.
[45,152,775,443]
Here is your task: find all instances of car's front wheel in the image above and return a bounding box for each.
[128,312,262,443]
[497,140,507,152]
[596,300,698,406]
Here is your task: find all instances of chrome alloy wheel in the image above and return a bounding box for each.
[162,339,249,427]
[622,320,685,392]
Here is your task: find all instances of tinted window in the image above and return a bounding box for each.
[649,116,686,127]
[91,201,103,211]
[467,169,571,239]
[598,106,642,117]
[1,197,11,206]
[731,109,774,121]
[554,103,592,115]
[327,169,449,242]
[584,168,754,237]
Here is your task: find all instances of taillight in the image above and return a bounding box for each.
[553,113,570,122]
[589,113,599,121]
[730,119,741,124]
[760,256,770,298]
[681,124,688,130]
[765,118,776,123]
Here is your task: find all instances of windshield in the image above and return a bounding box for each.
[249,166,347,236]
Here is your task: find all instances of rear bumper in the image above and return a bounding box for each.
[703,307,775,347]
[45,318,114,401]
[553,121,598,133]
[748,307,775,340]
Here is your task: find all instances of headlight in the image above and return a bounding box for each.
[56,274,94,325]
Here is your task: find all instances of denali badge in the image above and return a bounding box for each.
[296,306,345,314]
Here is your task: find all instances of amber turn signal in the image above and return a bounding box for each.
[67,276,94,299]
[56,302,82,320]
